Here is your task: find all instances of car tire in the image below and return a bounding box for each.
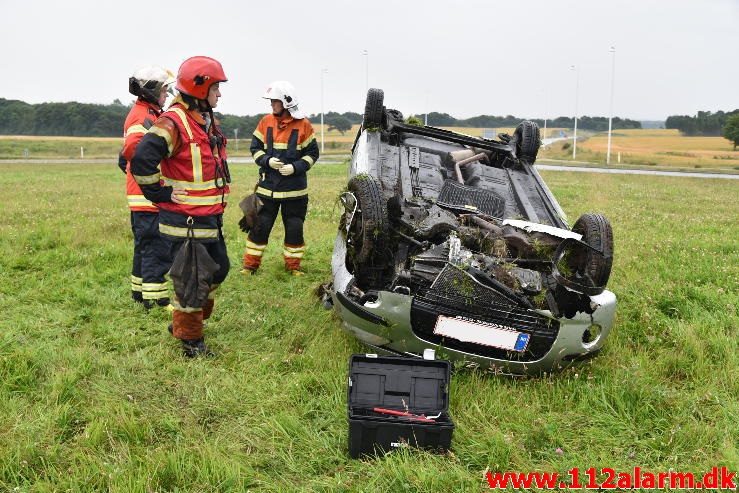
[346,174,390,289]
[571,213,614,289]
[514,120,541,164]
[347,174,388,263]
[363,88,385,129]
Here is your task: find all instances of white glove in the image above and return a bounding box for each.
[278,164,295,176]
[268,157,284,170]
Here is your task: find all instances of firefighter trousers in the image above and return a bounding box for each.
[243,196,308,271]
[165,232,230,341]
[130,211,171,304]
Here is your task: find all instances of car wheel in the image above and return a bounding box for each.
[570,213,614,289]
[363,88,385,129]
[346,174,390,289]
[347,174,387,262]
[514,120,541,164]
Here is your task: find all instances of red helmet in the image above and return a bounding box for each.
[176,56,227,100]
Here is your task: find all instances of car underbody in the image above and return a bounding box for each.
[327,89,616,375]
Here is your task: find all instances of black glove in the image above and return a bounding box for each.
[238,216,251,233]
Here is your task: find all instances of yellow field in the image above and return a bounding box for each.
[542,129,739,169]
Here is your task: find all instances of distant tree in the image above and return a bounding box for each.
[327,116,352,135]
[723,114,739,150]
[405,115,423,126]
[666,109,739,136]
[427,112,457,126]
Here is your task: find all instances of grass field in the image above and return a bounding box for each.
[0,162,737,492]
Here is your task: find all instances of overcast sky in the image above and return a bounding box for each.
[1,0,737,121]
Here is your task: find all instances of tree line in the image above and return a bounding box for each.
[17,97,727,138]
[665,110,739,136]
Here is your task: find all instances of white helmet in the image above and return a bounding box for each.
[262,80,305,119]
[129,66,176,106]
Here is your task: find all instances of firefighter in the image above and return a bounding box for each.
[242,81,319,275]
[131,56,230,357]
[121,66,175,309]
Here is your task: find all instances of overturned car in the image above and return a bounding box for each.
[328,89,616,374]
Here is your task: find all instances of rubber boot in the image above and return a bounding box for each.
[181,338,214,358]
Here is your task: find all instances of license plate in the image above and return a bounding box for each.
[433,315,530,352]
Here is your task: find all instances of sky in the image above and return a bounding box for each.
[1,0,737,121]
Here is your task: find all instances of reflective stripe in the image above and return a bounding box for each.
[298,133,316,148]
[131,275,142,292]
[127,194,155,208]
[169,108,203,183]
[190,143,203,182]
[161,176,219,192]
[283,245,305,258]
[133,172,161,185]
[253,150,266,160]
[253,129,264,142]
[142,282,168,290]
[245,240,267,257]
[126,124,148,137]
[149,126,174,155]
[172,299,202,313]
[259,133,315,150]
[256,186,308,199]
[131,275,143,284]
[176,193,229,206]
[245,240,267,249]
[170,108,193,139]
[143,292,169,300]
[302,155,315,167]
[159,223,218,239]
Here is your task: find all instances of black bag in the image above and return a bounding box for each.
[169,221,220,308]
[238,184,263,233]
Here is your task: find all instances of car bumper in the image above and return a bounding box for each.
[331,287,617,375]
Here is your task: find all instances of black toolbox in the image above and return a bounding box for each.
[347,354,454,458]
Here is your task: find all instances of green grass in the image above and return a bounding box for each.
[0,163,737,492]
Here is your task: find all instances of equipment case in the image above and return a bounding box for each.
[347,354,454,458]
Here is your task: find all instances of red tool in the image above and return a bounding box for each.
[372,407,438,423]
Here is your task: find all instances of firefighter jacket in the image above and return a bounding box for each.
[122,99,162,212]
[131,101,230,241]
[250,114,319,200]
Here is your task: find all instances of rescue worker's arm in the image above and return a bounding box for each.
[250,124,270,169]
[121,117,155,162]
[131,117,182,203]
[291,126,319,176]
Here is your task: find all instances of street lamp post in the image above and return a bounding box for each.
[233,128,239,152]
[570,65,580,160]
[542,91,548,139]
[606,46,616,165]
[424,92,429,126]
[320,68,328,153]
[362,49,368,94]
